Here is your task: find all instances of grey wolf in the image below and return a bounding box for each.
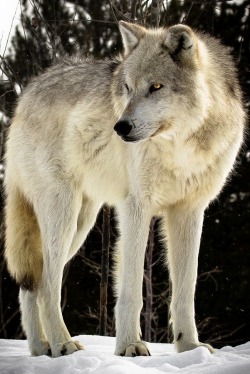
[4,21,245,357]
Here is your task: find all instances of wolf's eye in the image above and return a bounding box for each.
[149,83,163,94]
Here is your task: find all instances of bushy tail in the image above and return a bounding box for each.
[5,187,43,291]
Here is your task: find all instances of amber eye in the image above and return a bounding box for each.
[149,83,163,94]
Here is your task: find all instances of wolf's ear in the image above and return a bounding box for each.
[119,21,145,56]
[164,25,197,65]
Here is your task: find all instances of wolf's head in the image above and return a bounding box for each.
[113,21,210,143]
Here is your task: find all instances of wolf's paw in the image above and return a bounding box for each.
[176,340,215,353]
[116,341,151,357]
[53,340,84,357]
[197,342,215,353]
[31,340,51,356]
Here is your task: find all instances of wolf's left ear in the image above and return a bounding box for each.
[119,21,145,56]
[164,25,197,65]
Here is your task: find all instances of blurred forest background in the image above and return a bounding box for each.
[0,0,249,348]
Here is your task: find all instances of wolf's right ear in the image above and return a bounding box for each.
[119,21,145,56]
[164,25,198,65]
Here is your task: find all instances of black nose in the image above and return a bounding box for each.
[114,120,132,137]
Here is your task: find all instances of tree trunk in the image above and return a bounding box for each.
[151,0,161,27]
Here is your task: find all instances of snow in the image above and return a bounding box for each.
[1,336,250,373]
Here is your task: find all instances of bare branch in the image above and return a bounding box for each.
[131,0,139,20]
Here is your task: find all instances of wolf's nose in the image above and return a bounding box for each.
[114,120,132,137]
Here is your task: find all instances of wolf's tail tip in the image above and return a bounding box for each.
[19,273,37,292]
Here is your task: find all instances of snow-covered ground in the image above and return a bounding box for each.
[1,335,250,373]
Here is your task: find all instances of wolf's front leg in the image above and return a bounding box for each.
[36,189,84,357]
[114,197,151,357]
[165,204,214,353]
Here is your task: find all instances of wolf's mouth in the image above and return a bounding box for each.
[120,135,140,143]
